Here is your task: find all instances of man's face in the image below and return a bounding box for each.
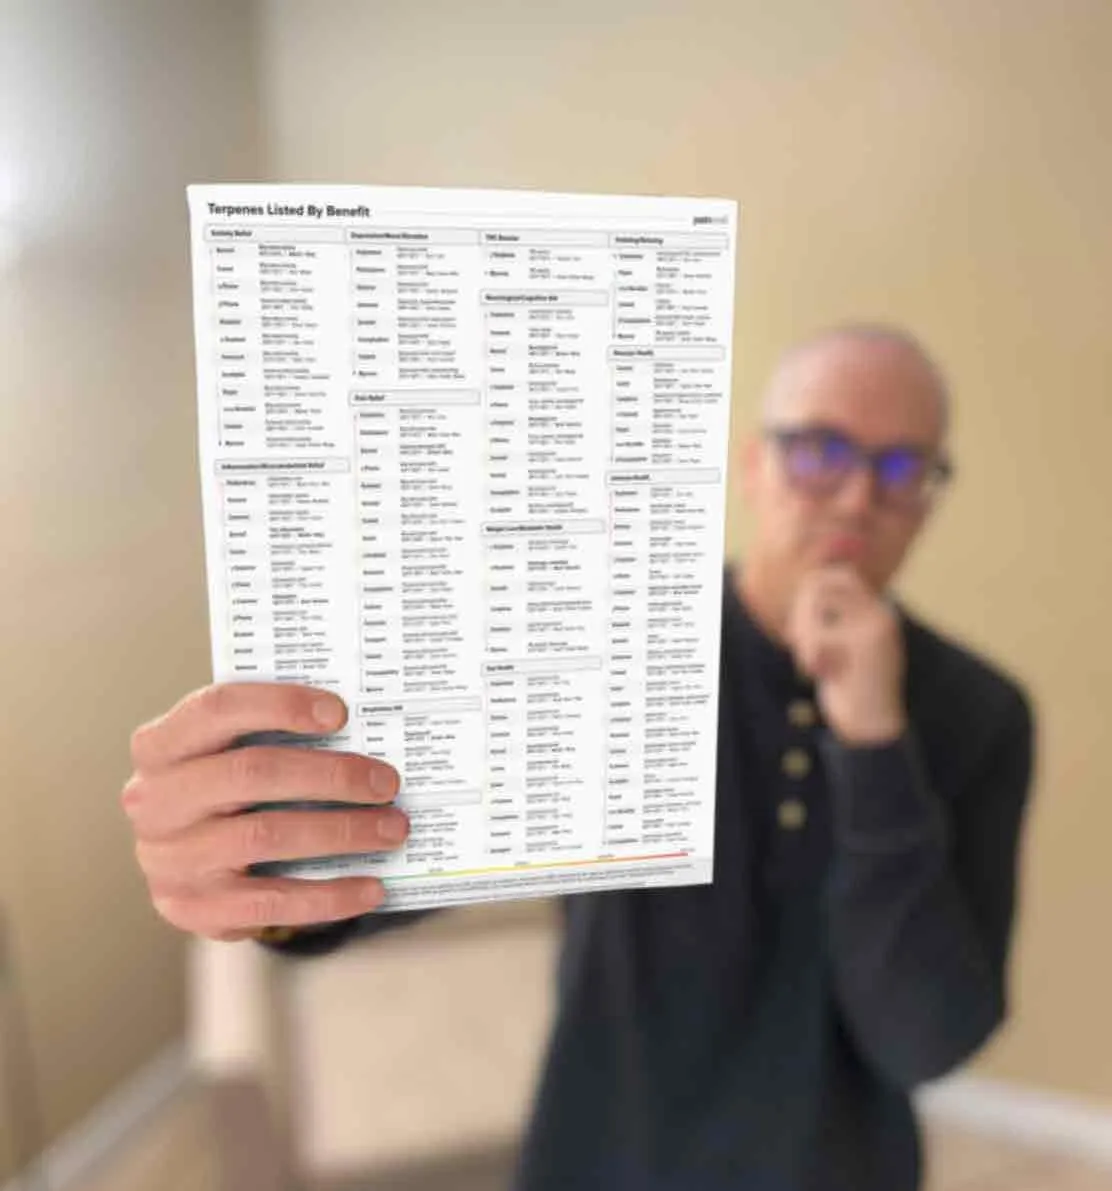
[741,337,949,595]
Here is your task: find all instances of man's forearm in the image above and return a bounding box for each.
[820,732,1006,1088]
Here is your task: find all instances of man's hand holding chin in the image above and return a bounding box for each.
[785,564,908,747]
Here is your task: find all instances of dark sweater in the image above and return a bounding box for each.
[268,571,1036,1190]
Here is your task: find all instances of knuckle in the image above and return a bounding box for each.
[315,883,362,922]
[140,841,191,887]
[242,889,284,928]
[152,894,188,930]
[239,812,282,859]
[120,774,146,817]
[198,683,237,722]
[134,839,158,877]
[326,810,361,853]
[321,751,363,795]
[227,746,275,790]
[129,723,154,768]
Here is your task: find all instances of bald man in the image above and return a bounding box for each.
[122,324,1035,1191]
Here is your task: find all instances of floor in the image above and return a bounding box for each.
[172,906,1112,1190]
[61,1082,1112,1191]
[64,1085,219,1191]
[925,1124,1112,1190]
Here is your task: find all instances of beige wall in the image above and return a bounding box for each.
[257,0,1112,1101]
[2,3,1109,1171]
[0,0,261,1172]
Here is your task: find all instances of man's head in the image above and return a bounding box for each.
[740,324,953,618]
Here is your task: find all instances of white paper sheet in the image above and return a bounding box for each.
[186,183,737,911]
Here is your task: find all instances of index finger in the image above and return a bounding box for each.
[786,568,858,645]
[795,565,867,609]
[802,561,862,589]
[131,682,347,774]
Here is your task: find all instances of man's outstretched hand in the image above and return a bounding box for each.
[121,682,408,941]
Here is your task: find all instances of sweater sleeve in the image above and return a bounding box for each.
[819,688,1035,1089]
[257,906,441,958]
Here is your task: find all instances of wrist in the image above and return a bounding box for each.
[251,920,338,946]
[820,728,947,845]
[833,709,907,747]
[252,924,306,946]
[250,915,365,955]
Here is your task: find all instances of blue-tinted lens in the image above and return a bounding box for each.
[820,434,856,469]
[787,432,854,480]
[877,449,926,490]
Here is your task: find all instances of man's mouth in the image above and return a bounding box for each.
[819,531,869,561]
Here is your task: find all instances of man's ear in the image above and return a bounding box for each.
[738,433,763,503]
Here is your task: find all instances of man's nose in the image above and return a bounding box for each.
[833,465,877,514]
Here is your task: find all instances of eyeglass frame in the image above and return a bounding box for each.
[762,422,955,508]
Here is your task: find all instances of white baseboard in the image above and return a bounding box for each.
[919,1073,1112,1168]
[2,1042,188,1191]
[5,1045,1110,1187]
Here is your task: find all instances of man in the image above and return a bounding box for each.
[123,324,1035,1190]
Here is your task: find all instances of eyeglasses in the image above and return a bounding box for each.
[764,424,954,508]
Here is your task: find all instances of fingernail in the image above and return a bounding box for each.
[379,809,409,845]
[370,763,400,799]
[312,694,345,730]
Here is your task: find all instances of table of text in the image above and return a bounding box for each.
[189,184,737,910]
